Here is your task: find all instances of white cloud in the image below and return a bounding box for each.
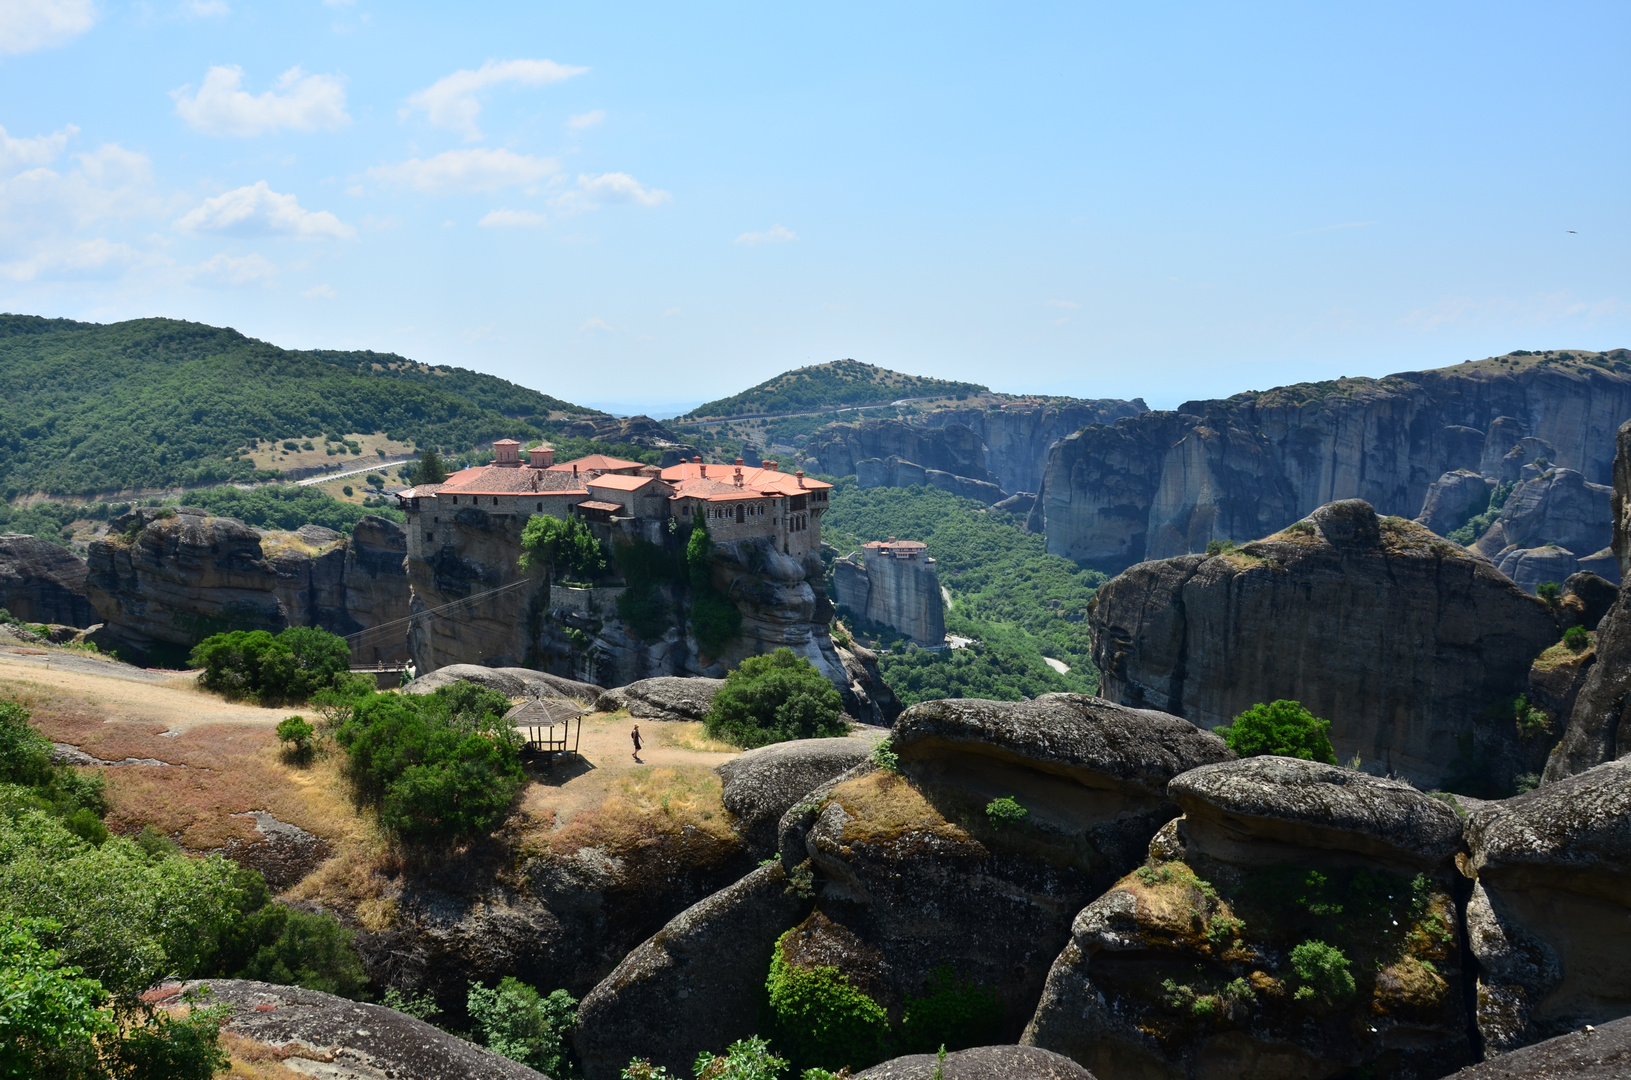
[191,251,275,285]
[1047,299,1079,309]
[478,207,546,228]
[405,58,588,140]
[369,148,559,194]
[0,142,159,235]
[579,317,612,332]
[0,237,141,281]
[0,122,76,170]
[567,109,604,131]
[734,223,795,246]
[173,65,350,137]
[554,171,669,213]
[174,181,355,239]
[303,283,337,299]
[0,0,95,56]
[183,0,229,17]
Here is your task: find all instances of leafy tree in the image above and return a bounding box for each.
[705,649,846,748]
[0,914,113,1076]
[276,715,316,762]
[520,515,608,580]
[1563,625,1590,652]
[1289,940,1355,1005]
[200,864,367,999]
[692,1037,791,1080]
[191,626,352,704]
[1216,700,1338,764]
[411,450,449,486]
[467,977,578,1076]
[0,699,109,834]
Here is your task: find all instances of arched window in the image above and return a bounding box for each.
[736,504,745,524]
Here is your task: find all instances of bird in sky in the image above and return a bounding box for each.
[1568,230,1578,234]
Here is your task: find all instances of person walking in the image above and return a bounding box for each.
[631,723,643,762]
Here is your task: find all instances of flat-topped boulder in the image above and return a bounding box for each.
[1462,759,1631,1053]
[858,1045,1096,1079]
[595,676,725,721]
[1170,756,1465,871]
[405,664,603,704]
[176,979,548,1079]
[718,737,872,856]
[1448,1014,1631,1079]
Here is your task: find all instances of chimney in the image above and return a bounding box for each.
[797,470,805,488]
[494,439,521,468]
[736,458,744,466]
[734,466,743,487]
[693,455,702,464]
[528,444,555,468]
[573,464,578,478]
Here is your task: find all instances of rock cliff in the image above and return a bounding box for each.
[833,544,947,645]
[1472,468,1614,592]
[1089,500,1561,792]
[1024,757,1472,1079]
[1030,352,1631,573]
[0,532,96,625]
[84,507,409,666]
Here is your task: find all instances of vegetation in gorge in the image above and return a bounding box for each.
[467,977,579,1077]
[1215,700,1338,764]
[821,479,1105,703]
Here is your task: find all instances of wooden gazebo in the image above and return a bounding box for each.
[504,696,585,764]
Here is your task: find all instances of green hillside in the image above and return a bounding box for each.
[677,359,986,420]
[0,315,598,499]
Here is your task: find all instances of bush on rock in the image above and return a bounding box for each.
[705,648,846,748]
[1216,699,1337,764]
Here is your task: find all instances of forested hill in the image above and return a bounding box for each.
[676,358,987,420]
[0,315,599,498]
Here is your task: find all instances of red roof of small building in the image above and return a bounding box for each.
[865,539,927,551]
[660,461,831,496]
[577,500,626,514]
[588,473,667,492]
[437,465,589,496]
[547,454,647,474]
[670,477,777,503]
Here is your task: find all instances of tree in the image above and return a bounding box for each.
[191,626,352,704]
[705,648,847,748]
[410,449,449,486]
[520,515,608,580]
[276,716,316,763]
[467,977,578,1076]
[0,915,112,1076]
[1215,700,1338,764]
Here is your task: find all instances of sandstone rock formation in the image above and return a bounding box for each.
[855,455,1007,504]
[836,641,904,726]
[1090,500,1560,791]
[833,541,946,645]
[83,508,410,666]
[1472,468,1613,592]
[554,413,697,464]
[1030,354,1631,573]
[920,398,1149,495]
[594,675,724,720]
[1446,1014,1631,1079]
[0,532,95,625]
[1462,758,1631,1052]
[718,737,872,855]
[1024,757,1471,1080]
[858,1045,1097,1080]
[574,862,812,1080]
[777,696,1231,1046]
[807,419,1005,496]
[1417,469,1496,536]
[404,663,603,703]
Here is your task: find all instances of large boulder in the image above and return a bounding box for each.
[177,979,548,1079]
[0,533,95,626]
[718,737,872,856]
[858,1045,1096,1079]
[1024,756,1472,1080]
[1447,1014,1631,1079]
[1462,758,1631,1052]
[594,675,725,720]
[1473,468,1614,571]
[573,862,812,1080]
[837,641,904,726]
[1090,499,1560,793]
[405,663,603,703]
[775,695,1232,1049]
[1417,469,1497,537]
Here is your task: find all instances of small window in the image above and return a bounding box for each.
[537,502,543,511]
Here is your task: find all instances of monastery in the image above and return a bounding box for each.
[397,439,832,563]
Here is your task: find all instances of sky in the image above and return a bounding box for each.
[1,1,1627,415]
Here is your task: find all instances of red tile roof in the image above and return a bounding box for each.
[547,454,647,474]
[671,477,776,502]
[588,474,668,492]
[577,500,626,513]
[438,465,589,495]
[660,462,832,496]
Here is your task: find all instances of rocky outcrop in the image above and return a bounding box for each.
[555,413,696,464]
[82,508,409,666]
[836,642,903,726]
[807,419,1004,496]
[1031,353,1631,573]
[833,545,946,645]
[1447,1014,1631,1079]
[1090,499,1561,792]
[718,737,872,855]
[1417,469,1496,536]
[1472,468,1614,592]
[573,862,812,1080]
[594,676,724,720]
[858,1045,1097,1080]
[855,455,1007,504]
[919,398,1148,495]
[1024,757,1472,1080]
[405,663,603,703]
[1462,758,1631,1052]
[0,532,96,625]
[177,979,547,1079]
[774,696,1232,1048]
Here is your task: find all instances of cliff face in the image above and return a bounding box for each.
[832,548,946,645]
[1032,353,1631,573]
[0,533,96,626]
[1089,500,1559,792]
[85,508,409,666]
[806,419,1000,491]
[919,398,1147,494]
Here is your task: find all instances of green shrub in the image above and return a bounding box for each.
[1511,694,1552,741]
[1537,581,1562,608]
[693,1037,790,1080]
[983,795,1028,827]
[1204,539,1238,556]
[467,977,577,1076]
[277,715,316,761]
[1216,700,1337,764]
[1564,625,1590,652]
[1289,940,1355,1006]
[705,648,847,748]
[236,905,367,997]
[868,740,899,773]
[380,987,441,1021]
[0,914,113,1075]
[191,626,352,704]
[520,514,608,579]
[0,699,109,828]
[333,684,524,844]
[766,927,887,1071]
[895,966,1002,1055]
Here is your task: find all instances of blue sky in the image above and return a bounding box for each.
[1,2,1626,415]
